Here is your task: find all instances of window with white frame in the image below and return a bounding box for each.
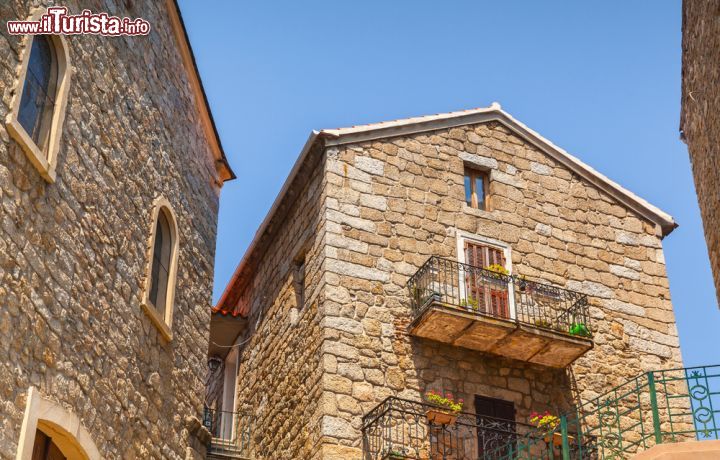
[456,233,514,319]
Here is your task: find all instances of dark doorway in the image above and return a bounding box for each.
[475,395,516,459]
[32,430,67,460]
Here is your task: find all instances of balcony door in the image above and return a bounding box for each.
[220,347,238,441]
[475,395,516,459]
[463,241,510,318]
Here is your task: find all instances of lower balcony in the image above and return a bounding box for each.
[407,257,593,368]
[363,366,720,459]
[203,407,252,459]
[362,397,596,460]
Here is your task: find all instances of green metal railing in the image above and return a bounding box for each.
[487,365,720,459]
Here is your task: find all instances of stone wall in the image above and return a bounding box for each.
[318,121,682,456]
[231,143,328,459]
[0,1,221,458]
[681,0,720,307]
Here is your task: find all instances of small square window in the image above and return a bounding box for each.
[464,167,489,210]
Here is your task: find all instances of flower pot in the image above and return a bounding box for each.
[544,432,575,447]
[426,409,457,425]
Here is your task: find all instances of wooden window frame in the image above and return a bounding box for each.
[464,166,490,210]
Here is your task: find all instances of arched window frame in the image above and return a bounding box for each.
[5,8,72,183]
[141,196,180,341]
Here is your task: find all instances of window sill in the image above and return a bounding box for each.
[462,204,498,221]
[141,301,173,342]
[5,115,56,183]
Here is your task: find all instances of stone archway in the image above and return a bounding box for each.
[15,387,100,460]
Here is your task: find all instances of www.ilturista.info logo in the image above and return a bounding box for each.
[7,7,151,36]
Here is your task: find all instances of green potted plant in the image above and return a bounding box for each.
[569,322,590,337]
[425,390,463,425]
[382,447,410,459]
[459,297,479,311]
[534,318,553,329]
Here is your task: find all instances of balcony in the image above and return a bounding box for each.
[362,366,720,460]
[482,365,720,459]
[407,257,592,368]
[203,407,252,459]
[362,397,595,459]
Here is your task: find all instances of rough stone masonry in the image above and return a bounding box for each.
[681,0,720,308]
[0,1,230,458]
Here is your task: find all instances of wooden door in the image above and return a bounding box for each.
[475,396,516,459]
[32,430,67,460]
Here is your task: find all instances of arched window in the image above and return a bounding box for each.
[141,197,180,341]
[17,35,57,152]
[6,13,72,183]
[149,210,172,317]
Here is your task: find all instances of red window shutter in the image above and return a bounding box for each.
[466,242,504,269]
[464,241,508,317]
[479,245,489,268]
[464,242,485,307]
[487,246,505,267]
[490,289,509,318]
[464,241,475,266]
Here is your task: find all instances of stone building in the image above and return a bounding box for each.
[210,105,687,459]
[0,1,233,459]
[681,0,720,307]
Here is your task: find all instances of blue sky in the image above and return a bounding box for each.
[178,1,719,367]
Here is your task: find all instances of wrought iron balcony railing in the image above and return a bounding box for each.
[407,257,592,338]
[361,397,595,460]
[203,407,252,458]
[485,365,720,459]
